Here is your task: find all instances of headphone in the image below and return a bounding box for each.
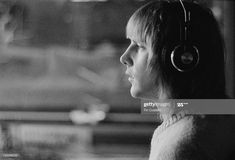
[170,0,199,72]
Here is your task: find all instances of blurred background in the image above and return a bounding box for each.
[0,0,234,159]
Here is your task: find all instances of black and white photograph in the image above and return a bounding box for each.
[0,0,234,159]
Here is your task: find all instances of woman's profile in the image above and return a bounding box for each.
[120,1,235,159]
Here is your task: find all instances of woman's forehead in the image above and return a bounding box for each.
[126,19,145,43]
[126,21,154,48]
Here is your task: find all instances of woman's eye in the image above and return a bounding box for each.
[137,44,145,50]
[128,40,145,51]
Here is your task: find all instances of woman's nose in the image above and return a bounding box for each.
[120,48,133,66]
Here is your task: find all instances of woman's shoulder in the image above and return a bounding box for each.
[150,115,235,160]
[149,115,196,160]
[175,115,235,160]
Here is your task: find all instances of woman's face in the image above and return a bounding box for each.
[120,30,161,100]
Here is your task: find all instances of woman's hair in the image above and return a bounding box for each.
[126,0,227,99]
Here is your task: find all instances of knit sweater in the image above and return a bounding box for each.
[149,113,235,160]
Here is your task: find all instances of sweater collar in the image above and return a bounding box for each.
[155,110,190,136]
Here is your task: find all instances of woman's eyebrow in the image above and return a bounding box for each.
[126,36,142,45]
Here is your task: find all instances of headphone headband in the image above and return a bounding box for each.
[169,0,200,72]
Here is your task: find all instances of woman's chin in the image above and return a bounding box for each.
[130,86,149,99]
[130,84,161,100]
[130,86,141,98]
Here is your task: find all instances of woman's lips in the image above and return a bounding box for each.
[125,71,134,82]
[128,76,134,82]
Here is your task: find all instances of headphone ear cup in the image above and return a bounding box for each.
[171,44,199,72]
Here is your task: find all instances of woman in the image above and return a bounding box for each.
[120,1,235,160]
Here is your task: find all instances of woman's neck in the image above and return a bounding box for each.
[157,102,176,122]
[153,91,176,122]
